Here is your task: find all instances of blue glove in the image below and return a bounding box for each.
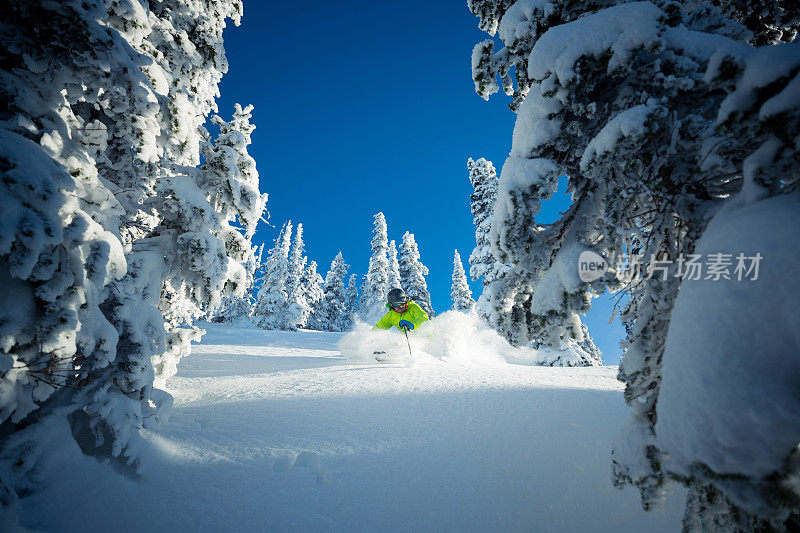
[398,320,414,331]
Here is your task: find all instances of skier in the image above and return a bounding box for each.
[373,288,429,332]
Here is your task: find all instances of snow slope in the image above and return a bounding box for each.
[11,323,685,532]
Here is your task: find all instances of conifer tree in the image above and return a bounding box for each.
[287,223,306,299]
[0,0,263,505]
[451,250,476,312]
[214,243,264,322]
[358,213,390,322]
[467,157,513,333]
[466,156,600,359]
[301,260,325,330]
[285,223,309,328]
[317,253,350,332]
[708,0,800,45]
[387,239,402,291]
[200,102,265,324]
[470,0,800,526]
[253,222,294,331]
[399,232,434,316]
[342,274,360,331]
[201,103,266,241]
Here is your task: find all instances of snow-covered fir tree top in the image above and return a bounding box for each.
[451,249,475,312]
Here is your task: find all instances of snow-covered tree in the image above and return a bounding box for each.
[0,0,264,508]
[300,260,325,330]
[467,157,516,337]
[0,1,131,481]
[200,101,265,325]
[201,103,266,241]
[342,274,360,331]
[468,0,528,111]
[470,0,799,527]
[467,155,599,364]
[467,158,500,281]
[399,232,434,316]
[451,250,475,312]
[387,239,402,291]
[213,243,264,323]
[316,253,350,331]
[253,223,294,331]
[708,0,800,45]
[101,0,259,425]
[286,223,305,298]
[358,213,390,322]
[285,222,310,328]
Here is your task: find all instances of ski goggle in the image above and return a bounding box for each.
[387,300,408,312]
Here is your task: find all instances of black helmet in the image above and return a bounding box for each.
[387,288,408,307]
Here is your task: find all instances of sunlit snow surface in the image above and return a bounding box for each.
[16,322,685,532]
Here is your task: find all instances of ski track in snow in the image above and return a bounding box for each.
[17,324,685,532]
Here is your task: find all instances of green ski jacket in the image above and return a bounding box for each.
[373,300,429,331]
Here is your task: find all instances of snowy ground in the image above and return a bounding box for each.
[16,323,685,532]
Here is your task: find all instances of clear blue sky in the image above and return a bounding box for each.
[216,0,626,363]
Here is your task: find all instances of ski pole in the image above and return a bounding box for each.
[403,328,412,357]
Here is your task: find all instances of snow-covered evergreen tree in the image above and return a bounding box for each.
[399,232,434,316]
[253,223,294,331]
[467,155,597,362]
[112,3,258,392]
[467,157,515,337]
[468,0,528,111]
[301,260,325,330]
[285,223,310,328]
[708,0,800,45]
[214,243,263,322]
[100,0,260,426]
[470,0,799,527]
[0,0,264,507]
[200,102,265,324]
[0,2,130,477]
[201,103,266,241]
[286,223,305,299]
[316,253,350,331]
[357,213,390,323]
[387,239,402,292]
[467,158,500,282]
[451,250,475,312]
[467,160,599,360]
[341,274,360,331]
